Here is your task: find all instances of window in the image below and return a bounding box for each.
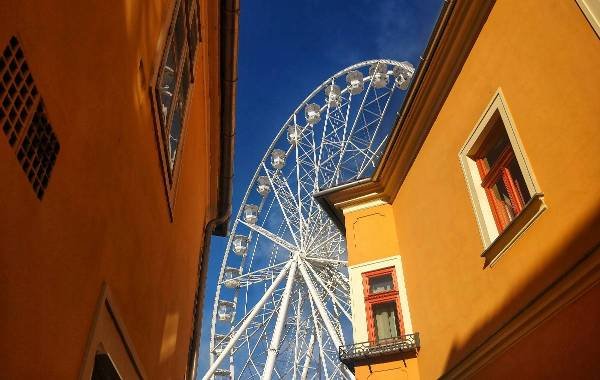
[472,122,531,232]
[1,36,60,199]
[80,285,145,379]
[155,0,192,171]
[151,0,201,217]
[362,267,404,343]
[92,353,121,380]
[460,90,545,266]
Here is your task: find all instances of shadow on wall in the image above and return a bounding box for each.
[440,204,600,379]
[355,353,414,380]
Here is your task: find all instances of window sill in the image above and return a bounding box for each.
[481,192,546,268]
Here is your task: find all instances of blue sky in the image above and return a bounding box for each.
[198,0,442,374]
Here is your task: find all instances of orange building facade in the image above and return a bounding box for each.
[0,0,237,379]
[319,1,600,379]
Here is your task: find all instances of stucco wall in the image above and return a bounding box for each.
[388,0,600,378]
[344,205,421,380]
[0,0,219,378]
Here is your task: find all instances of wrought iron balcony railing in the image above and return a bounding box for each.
[339,333,420,367]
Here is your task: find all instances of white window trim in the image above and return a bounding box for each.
[576,0,600,38]
[459,89,543,248]
[459,90,548,267]
[348,255,413,344]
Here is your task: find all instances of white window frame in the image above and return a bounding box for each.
[348,255,413,344]
[576,0,600,37]
[459,89,546,265]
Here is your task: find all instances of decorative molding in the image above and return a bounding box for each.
[575,0,600,37]
[376,0,496,202]
[349,256,414,344]
[341,197,387,215]
[312,0,496,230]
[482,193,546,268]
[441,244,600,379]
[458,89,544,255]
[79,283,147,380]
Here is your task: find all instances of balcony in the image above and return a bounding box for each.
[339,333,420,369]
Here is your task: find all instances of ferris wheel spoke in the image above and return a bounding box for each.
[304,256,346,266]
[203,261,293,380]
[292,287,303,380]
[238,296,283,378]
[293,127,307,250]
[300,334,315,380]
[262,163,302,247]
[275,167,308,230]
[304,262,352,321]
[240,220,297,254]
[263,259,298,378]
[305,230,344,256]
[308,295,330,380]
[299,260,355,379]
[356,91,395,176]
[304,214,338,251]
[331,72,375,186]
[221,261,287,288]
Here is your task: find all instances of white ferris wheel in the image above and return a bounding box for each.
[205,59,415,380]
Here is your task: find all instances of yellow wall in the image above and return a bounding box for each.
[0,0,221,378]
[388,0,600,378]
[346,204,400,267]
[354,356,421,380]
[344,204,420,380]
[344,0,600,379]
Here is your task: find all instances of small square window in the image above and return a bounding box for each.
[362,267,404,343]
[369,274,394,294]
[460,90,546,266]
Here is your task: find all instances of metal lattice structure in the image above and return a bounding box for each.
[205,59,415,380]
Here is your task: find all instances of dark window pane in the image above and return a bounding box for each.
[372,301,399,340]
[91,353,121,380]
[168,56,191,168]
[489,176,516,225]
[369,274,393,294]
[508,158,531,205]
[158,43,177,126]
[479,122,510,172]
[174,3,186,60]
[189,6,199,60]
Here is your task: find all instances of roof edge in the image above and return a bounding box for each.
[315,0,496,228]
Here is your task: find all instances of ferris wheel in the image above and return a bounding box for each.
[204,59,415,380]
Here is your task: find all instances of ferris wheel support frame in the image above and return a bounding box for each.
[202,260,293,380]
[262,259,299,378]
[299,260,355,379]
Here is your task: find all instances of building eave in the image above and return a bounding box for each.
[315,0,495,231]
[213,0,239,237]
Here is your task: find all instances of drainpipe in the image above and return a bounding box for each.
[187,0,239,378]
[213,0,239,237]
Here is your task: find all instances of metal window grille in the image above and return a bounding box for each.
[0,36,59,199]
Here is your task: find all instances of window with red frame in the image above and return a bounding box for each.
[362,267,404,343]
[473,118,531,232]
